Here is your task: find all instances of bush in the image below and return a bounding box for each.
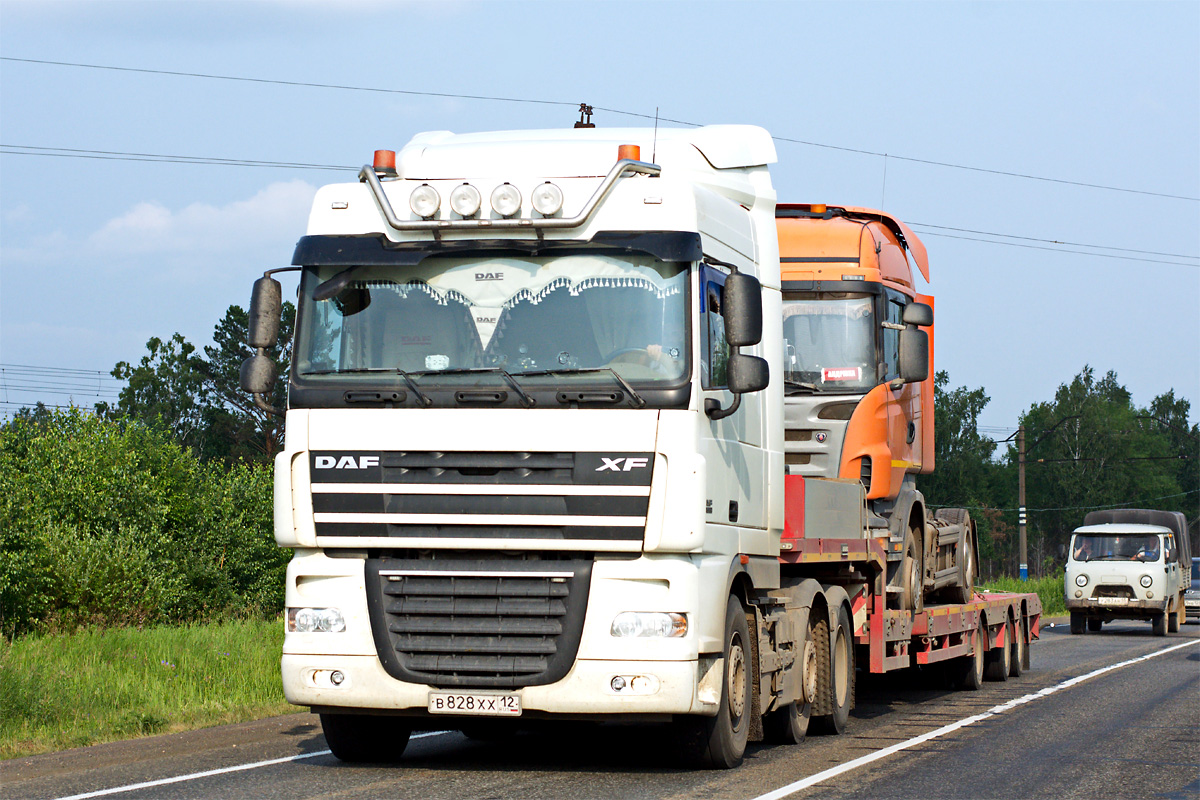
[0,409,288,638]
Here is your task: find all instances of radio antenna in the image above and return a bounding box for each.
[652,107,659,163]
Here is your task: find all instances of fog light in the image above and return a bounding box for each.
[1146,591,1154,599]
[611,676,627,691]
[490,183,522,217]
[330,670,345,686]
[611,612,688,638]
[409,184,440,218]
[450,183,481,217]
[1075,574,1088,587]
[531,182,564,215]
[1074,589,1083,598]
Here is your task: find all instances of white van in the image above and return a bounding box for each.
[1064,509,1190,636]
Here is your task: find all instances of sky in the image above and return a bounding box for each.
[1,0,1197,434]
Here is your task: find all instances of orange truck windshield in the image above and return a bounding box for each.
[782,293,876,392]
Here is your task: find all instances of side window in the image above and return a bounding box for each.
[700,268,728,389]
[1165,534,1176,563]
[879,291,905,381]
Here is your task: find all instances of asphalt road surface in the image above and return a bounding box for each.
[5,618,1197,800]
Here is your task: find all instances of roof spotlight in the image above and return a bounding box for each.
[531,182,564,216]
[409,184,440,219]
[449,183,482,217]
[490,183,522,217]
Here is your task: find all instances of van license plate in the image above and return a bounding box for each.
[428,691,521,716]
[1097,597,1128,605]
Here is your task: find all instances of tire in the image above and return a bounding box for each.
[811,604,854,735]
[953,619,985,691]
[984,621,1011,682]
[1168,600,1181,633]
[1070,612,1086,635]
[677,595,752,769]
[1152,611,1167,637]
[1009,617,1026,678]
[1087,617,1102,633]
[763,615,817,745]
[890,524,924,613]
[320,713,412,763]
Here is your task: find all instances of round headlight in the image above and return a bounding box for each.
[409,184,441,218]
[1075,574,1088,587]
[449,183,482,217]
[490,183,522,217]
[1139,574,1153,588]
[531,182,564,216]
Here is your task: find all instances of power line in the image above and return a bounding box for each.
[4,55,1197,203]
[0,145,351,172]
[908,222,1198,260]
[931,488,1198,513]
[913,230,1200,268]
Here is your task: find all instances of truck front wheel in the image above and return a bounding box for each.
[678,595,752,769]
[1151,611,1167,636]
[320,713,412,763]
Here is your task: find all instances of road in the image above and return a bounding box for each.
[4,619,1197,800]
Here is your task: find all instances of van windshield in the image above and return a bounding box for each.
[1071,534,1160,562]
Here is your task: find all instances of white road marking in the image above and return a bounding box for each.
[750,638,1200,800]
[53,730,450,800]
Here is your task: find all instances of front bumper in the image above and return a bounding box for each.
[1066,597,1167,619]
[1185,595,1200,619]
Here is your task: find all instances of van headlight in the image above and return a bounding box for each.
[1139,575,1153,588]
[1075,574,1089,587]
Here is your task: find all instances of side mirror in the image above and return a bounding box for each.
[728,354,769,394]
[248,277,282,349]
[898,328,929,383]
[902,301,933,327]
[722,273,763,347]
[239,353,278,394]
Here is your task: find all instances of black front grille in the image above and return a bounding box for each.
[366,558,592,688]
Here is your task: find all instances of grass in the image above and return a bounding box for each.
[979,572,1067,617]
[0,617,296,759]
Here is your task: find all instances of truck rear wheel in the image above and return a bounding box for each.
[763,616,817,744]
[811,604,853,735]
[889,524,924,613]
[677,595,752,769]
[952,619,985,691]
[983,621,1011,682]
[320,713,412,763]
[1070,612,1086,635]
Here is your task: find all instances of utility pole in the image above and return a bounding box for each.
[1018,424,1027,581]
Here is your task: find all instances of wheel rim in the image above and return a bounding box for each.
[727,633,746,723]
[801,639,818,704]
[833,627,849,705]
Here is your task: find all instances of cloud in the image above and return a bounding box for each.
[88,180,317,258]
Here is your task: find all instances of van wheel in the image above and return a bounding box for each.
[811,604,854,735]
[1168,600,1181,633]
[1152,611,1167,636]
[1070,612,1085,635]
[953,619,985,690]
[984,621,1011,682]
[1087,618,1102,632]
[320,713,412,763]
[677,595,752,769]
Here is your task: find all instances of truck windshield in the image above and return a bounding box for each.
[1071,534,1160,562]
[781,293,876,393]
[294,253,688,384]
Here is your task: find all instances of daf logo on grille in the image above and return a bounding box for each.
[315,455,380,470]
[596,457,649,472]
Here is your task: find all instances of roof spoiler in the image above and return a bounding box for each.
[777,204,929,283]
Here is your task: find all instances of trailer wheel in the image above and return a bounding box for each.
[677,595,752,769]
[764,617,817,744]
[952,619,985,691]
[1151,611,1167,637]
[811,604,854,735]
[1087,617,1102,632]
[1069,612,1086,635]
[983,621,1011,682]
[1009,616,1026,678]
[320,713,412,763]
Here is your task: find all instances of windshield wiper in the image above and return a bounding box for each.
[784,378,818,395]
[517,367,646,409]
[303,367,432,406]
[409,367,536,408]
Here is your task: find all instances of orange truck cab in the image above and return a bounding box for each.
[777,204,969,610]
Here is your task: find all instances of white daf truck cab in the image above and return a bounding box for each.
[1065,509,1190,636]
